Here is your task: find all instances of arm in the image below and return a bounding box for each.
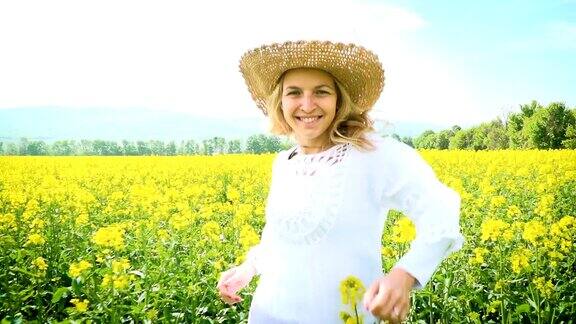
[382,138,464,289]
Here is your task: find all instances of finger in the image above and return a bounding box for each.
[370,285,392,314]
[223,279,244,295]
[363,281,379,310]
[217,269,236,288]
[391,306,401,323]
[219,291,241,305]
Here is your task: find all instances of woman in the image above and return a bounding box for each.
[217,40,464,323]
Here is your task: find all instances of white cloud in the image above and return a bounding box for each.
[0,0,481,127]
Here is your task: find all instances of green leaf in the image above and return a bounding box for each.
[51,286,70,303]
[515,303,530,314]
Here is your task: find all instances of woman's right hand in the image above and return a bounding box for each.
[216,262,256,305]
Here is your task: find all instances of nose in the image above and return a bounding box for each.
[300,93,316,113]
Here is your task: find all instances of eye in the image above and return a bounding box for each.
[316,89,331,95]
[285,90,300,96]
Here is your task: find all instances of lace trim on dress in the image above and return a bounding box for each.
[266,143,351,245]
[293,143,350,176]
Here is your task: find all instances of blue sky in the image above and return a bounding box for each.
[389,0,576,111]
[0,0,574,138]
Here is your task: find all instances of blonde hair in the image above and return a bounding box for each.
[266,70,375,151]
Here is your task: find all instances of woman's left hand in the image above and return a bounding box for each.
[362,268,416,323]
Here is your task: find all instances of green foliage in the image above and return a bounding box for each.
[414,130,437,149]
[416,100,575,151]
[246,134,285,154]
[522,102,575,149]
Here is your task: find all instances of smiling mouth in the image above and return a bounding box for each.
[296,116,323,123]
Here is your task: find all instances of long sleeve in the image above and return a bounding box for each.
[378,137,464,289]
[244,223,273,276]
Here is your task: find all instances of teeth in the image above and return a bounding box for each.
[299,116,320,123]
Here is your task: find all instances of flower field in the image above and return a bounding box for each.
[1,149,575,323]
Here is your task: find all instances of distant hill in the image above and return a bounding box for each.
[0,107,448,142]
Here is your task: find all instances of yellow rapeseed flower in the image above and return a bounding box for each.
[69,260,93,278]
[0,213,17,230]
[480,218,508,242]
[239,225,259,249]
[113,274,131,290]
[111,258,130,274]
[506,205,521,218]
[201,221,221,242]
[25,233,46,246]
[75,213,89,226]
[391,217,416,243]
[101,274,112,288]
[469,247,489,265]
[522,220,546,245]
[533,277,554,298]
[510,249,531,274]
[70,298,89,312]
[33,256,48,271]
[487,300,501,313]
[30,218,45,230]
[339,275,366,307]
[91,224,125,250]
[489,195,506,209]
[157,228,170,241]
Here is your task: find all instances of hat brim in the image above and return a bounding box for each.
[239,40,385,115]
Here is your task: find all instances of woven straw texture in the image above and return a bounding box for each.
[239,40,385,115]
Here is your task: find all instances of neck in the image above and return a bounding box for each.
[299,141,333,154]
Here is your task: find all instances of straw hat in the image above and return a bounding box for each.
[239,40,385,115]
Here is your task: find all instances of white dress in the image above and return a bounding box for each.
[245,132,464,324]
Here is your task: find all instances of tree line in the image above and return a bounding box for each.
[1,100,574,156]
[402,100,576,150]
[0,134,293,156]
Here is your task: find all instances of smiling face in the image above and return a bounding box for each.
[281,68,338,150]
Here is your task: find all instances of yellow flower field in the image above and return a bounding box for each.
[0,149,575,323]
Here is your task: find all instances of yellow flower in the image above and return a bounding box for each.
[69,260,93,278]
[70,298,89,312]
[502,229,514,242]
[506,205,522,218]
[510,249,531,274]
[112,258,131,274]
[487,300,501,313]
[534,194,554,218]
[169,211,193,231]
[239,225,259,249]
[30,218,45,230]
[533,277,554,298]
[33,257,48,271]
[381,246,395,258]
[489,195,506,209]
[391,217,416,243]
[201,221,221,242]
[469,247,489,265]
[494,279,504,291]
[157,229,170,241]
[75,213,89,226]
[91,224,125,250]
[522,220,546,245]
[345,317,363,324]
[25,233,46,246]
[113,274,131,290]
[101,273,112,288]
[0,213,17,230]
[480,218,508,242]
[339,275,366,307]
[226,187,241,202]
